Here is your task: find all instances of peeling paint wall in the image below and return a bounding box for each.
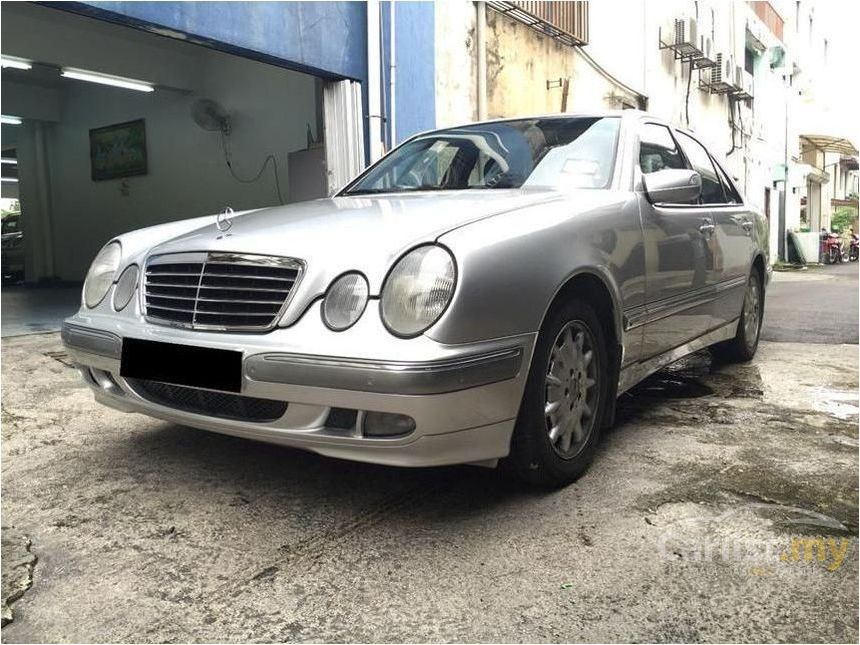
[434,0,478,128]
[485,10,577,118]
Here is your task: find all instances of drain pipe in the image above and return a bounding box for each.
[389,0,396,147]
[476,0,487,120]
[367,0,384,162]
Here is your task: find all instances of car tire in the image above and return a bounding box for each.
[506,298,610,488]
[710,268,763,364]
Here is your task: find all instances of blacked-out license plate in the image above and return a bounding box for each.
[120,338,242,393]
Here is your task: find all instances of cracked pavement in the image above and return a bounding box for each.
[1,269,858,642]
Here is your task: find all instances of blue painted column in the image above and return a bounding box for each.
[381,1,435,147]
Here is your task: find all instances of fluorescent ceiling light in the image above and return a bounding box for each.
[61,67,154,92]
[1,177,19,183]
[1,158,18,165]
[1,116,22,125]
[1,56,32,70]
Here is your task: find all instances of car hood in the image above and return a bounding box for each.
[147,190,562,320]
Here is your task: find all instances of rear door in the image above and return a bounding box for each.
[675,131,754,328]
[636,122,718,359]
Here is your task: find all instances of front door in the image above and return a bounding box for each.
[636,123,717,359]
[675,131,754,329]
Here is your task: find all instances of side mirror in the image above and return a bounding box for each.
[643,169,701,205]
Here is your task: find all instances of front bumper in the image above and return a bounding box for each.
[62,303,535,467]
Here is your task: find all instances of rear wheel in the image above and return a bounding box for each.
[506,298,609,488]
[710,268,763,363]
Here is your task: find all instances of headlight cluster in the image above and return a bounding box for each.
[322,273,369,331]
[321,244,456,337]
[83,242,122,308]
[381,245,456,337]
[112,264,140,311]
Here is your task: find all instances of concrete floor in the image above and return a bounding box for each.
[0,286,81,338]
[763,262,859,344]
[1,268,858,642]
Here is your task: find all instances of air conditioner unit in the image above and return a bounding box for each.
[710,53,731,85]
[674,17,698,46]
[705,53,738,93]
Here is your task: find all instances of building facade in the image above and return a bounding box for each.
[434,0,857,261]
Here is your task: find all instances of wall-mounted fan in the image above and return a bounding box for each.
[191,98,231,136]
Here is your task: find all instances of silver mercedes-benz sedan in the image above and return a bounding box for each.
[62,111,769,486]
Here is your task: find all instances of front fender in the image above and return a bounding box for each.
[429,192,644,346]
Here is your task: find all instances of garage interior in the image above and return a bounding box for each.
[0,3,335,336]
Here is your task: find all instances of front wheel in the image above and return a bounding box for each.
[710,268,763,363]
[828,247,839,264]
[506,298,610,488]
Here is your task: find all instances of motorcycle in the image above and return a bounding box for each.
[821,232,844,264]
[849,234,859,262]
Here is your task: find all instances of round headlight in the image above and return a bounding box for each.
[381,245,456,337]
[112,264,139,312]
[83,242,122,308]
[322,272,369,331]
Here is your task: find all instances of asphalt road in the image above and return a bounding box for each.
[1,269,857,642]
[762,262,859,344]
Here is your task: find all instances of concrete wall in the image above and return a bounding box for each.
[484,9,576,118]
[434,0,477,128]
[43,56,317,281]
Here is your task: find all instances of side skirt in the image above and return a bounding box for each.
[616,318,739,394]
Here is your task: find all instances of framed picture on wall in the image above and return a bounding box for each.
[89,119,148,181]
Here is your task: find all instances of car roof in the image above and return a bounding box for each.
[417,110,670,137]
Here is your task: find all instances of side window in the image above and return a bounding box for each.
[712,157,743,204]
[675,132,726,204]
[639,124,686,174]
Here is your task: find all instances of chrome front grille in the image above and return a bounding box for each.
[143,252,303,331]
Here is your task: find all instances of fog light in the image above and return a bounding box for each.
[362,412,416,437]
[91,368,121,394]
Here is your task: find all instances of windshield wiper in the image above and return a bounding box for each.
[342,187,400,196]
[344,185,460,195]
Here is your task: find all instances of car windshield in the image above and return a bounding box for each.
[342,116,620,195]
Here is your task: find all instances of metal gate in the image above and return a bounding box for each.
[323,79,366,196]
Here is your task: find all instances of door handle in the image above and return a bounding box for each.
[698,222,715,235]
[741,220,754,233]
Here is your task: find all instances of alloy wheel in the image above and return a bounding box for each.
[743,274,761,349]
[544,321,600,459]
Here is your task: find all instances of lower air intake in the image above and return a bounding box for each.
[127,379,287,422]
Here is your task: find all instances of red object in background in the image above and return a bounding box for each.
[821,232,845,264]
